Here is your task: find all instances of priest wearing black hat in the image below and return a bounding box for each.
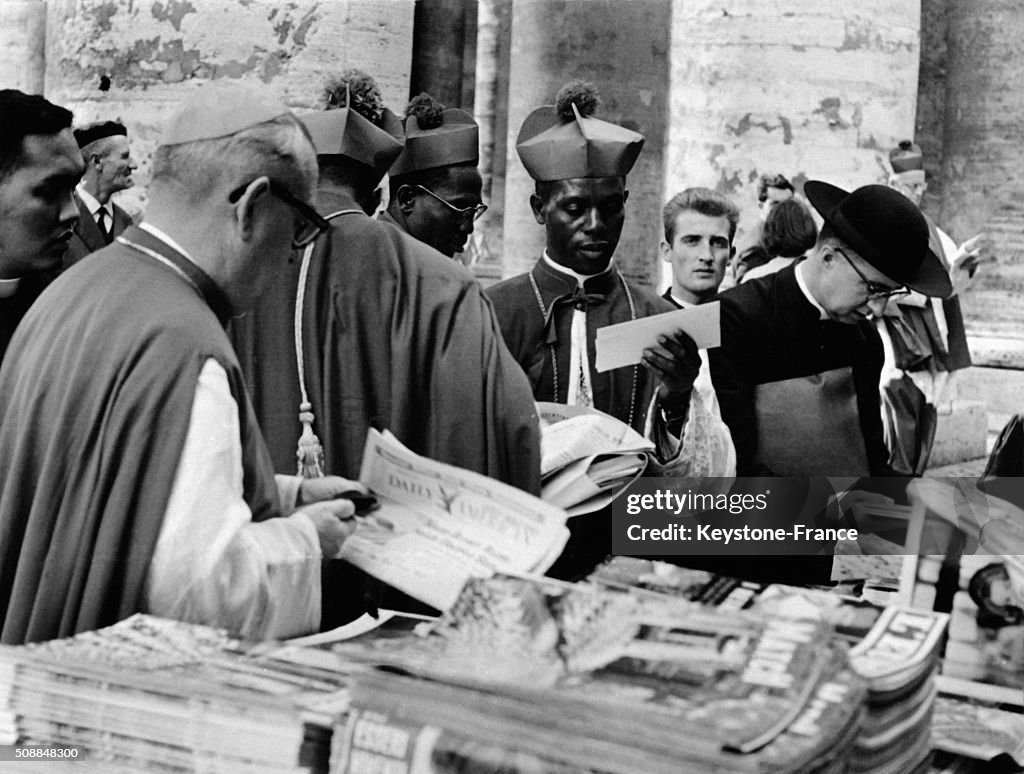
[64,120,137,267]
[231,71,541,495]
[383,94,486,260]
[0,81,365,645]
[709,180,954,477]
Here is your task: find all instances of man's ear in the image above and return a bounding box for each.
[529,193,546,225]
[396,184,417,215]
[233,176,271,241]
[660,240,672,263]
[90,153,103,170]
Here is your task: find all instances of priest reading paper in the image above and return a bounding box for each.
[0,82,362,645]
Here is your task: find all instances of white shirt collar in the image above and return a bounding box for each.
[75,184,109,219]
[137,222,198,264]
[541,250,612,288]
[794,261,829,320]
[0,277,22,298]
[669,292,692,309]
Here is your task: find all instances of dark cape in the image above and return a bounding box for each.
[63,191,134,269]
[229,190,541,495]
[708,262,892,477]
[486,257,677,433]
[0,226,280,644]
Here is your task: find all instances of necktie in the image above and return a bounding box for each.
[96,209,112,244]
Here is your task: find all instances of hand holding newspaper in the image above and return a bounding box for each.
[538,402,653,517]
[338,430,569,611]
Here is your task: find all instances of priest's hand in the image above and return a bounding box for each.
[298,476,368,506]
[643,328,700,405]
[303,499,358,559]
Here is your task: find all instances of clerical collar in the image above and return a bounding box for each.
[795,261,829,320]
[541,250,613,288]
[669,292,691,309]
[0,277,21,299]
[138,222,195,264]
[76,183,112,221]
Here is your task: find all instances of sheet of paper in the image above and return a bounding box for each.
[594,301,720,373]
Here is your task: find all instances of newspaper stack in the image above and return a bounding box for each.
[331,575,865,773]
[0,614,352,773]
[846,605,948,774]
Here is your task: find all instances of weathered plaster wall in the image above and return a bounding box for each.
[502,0,672,287]
[664,0,922,253]
[42,0,414,215]
[938,0,1024,363]
[0,0,47,93]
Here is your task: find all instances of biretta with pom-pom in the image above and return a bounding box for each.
[388,93,478,177]
[516,80,644,182]
[301,106,404,181]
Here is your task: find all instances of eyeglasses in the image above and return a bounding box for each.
[412,184,487,226]
[834,246,909,301]
[229,181,331,249]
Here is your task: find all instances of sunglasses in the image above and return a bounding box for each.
[834,246,909,301]
[412,184,487,226]
[229,180,330,249]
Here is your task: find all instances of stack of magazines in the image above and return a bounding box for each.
[847,606,949,774]
[0,614,352,773]
[589,558,949,774]
[330,574,867,773]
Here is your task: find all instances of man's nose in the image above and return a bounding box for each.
[58,189,78,227]
[583,207,604,233]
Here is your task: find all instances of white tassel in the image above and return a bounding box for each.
[296,401,325,479]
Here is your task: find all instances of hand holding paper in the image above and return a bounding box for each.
[594,301,720,373]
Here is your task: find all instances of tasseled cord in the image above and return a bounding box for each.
[295,242,325,478]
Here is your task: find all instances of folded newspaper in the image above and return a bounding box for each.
[538,402,654,516]
[338,429,570,612]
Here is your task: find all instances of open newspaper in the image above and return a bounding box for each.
[338,429,569,612]
[538,402,654,516]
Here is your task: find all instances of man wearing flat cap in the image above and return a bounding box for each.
[487,81,733,575]
[710,181,953,477]
[0,80,364,645]
[0,89,83,365]
[383,93,486,260]
[232,71,540,494]
[64,120,137,268]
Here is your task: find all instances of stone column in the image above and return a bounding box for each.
[664,0,922,257]
[0,0,47,93]
[938,0,1024,365]
[44,0,414,216]
[501,0,672,286]
[470,0,511,281]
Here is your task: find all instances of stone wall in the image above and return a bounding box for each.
[38,0,414,215]
[0,0,47,93]
[664,0,923,261]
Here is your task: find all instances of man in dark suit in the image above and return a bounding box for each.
[64,120,136,267]
[709,181,953,478]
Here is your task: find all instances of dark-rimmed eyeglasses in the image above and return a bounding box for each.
[412,184,487,226]
[229,181,330,249]
[834,246,910,301]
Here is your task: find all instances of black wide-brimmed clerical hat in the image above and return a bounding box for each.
[74,120,127,149]
[804,180,952,299]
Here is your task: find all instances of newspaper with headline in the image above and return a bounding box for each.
[338,430,569,612]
